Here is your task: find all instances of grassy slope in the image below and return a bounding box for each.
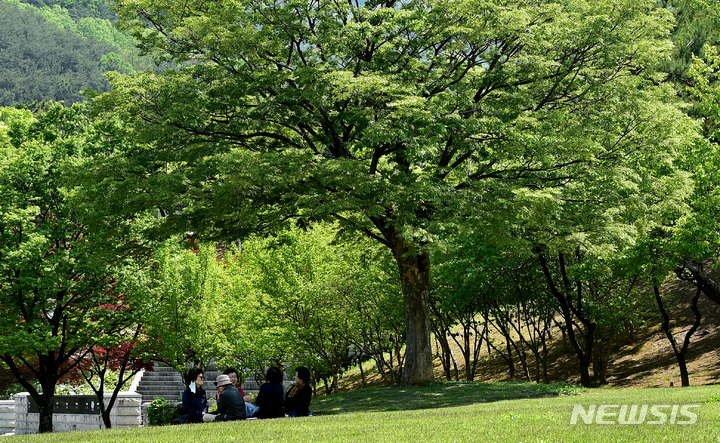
[8,382,720,442]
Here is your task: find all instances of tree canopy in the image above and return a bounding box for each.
[81,0,697,384]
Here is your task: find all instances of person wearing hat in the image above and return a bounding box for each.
[202,374,247,422]
[216,367,252,403]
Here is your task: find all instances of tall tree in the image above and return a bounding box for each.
[246,224,404,391]
[142,240,239,372]
[0,104,144,433]
[85,0,687,384]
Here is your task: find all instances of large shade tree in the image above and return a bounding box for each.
[85,0,686,384]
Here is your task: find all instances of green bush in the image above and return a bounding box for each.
[147,397,180,426]
[1,382,38,400]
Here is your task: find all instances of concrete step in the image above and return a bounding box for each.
[139,380,182,385]
[136,361,296,404]
[148,367,180,373]
[138,382,184,387]
[140,375,183,381]
[138,385,185,393]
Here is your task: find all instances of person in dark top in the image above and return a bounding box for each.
[285,366,312,417]
[252,366,286,419]
[178,367,208,423]
[203,374,246,422]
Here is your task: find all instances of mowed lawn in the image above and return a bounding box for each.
[8,382,720,442]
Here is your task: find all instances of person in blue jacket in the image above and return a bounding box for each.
[177,367,208,423]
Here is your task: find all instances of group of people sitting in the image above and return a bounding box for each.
[176,366,312,423]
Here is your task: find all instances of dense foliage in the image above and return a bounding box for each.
[22,0,115,20]
[80,0,697,385]
[146,397,179,426]
[0,103,151,432]
[3,4,720,432]
[0,0,150,106]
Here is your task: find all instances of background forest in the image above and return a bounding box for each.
[0,0,151,106]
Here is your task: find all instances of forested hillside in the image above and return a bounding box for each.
[0,0,148,106]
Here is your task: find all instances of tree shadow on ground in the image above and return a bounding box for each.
[311,381,577,415]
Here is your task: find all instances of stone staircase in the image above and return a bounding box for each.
[135,362,288,404]
[136,363,186,403]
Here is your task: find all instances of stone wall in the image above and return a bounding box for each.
[0,400,14,436]
[12,392,142,435]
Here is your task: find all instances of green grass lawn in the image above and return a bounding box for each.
[8,382,720,442]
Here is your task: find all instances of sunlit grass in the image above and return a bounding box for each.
[8,382,720,442]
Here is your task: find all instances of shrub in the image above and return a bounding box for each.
[147,397,180,426]
[0,380,44,400]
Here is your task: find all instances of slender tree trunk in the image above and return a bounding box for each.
[536,248,595,387]
[512,344,531,382]
[452,353,460,381]
[358,359,366,387]
[434,333,453,381]
[488,309,517,379]
[463,326,473,381]
[541,330,549,384]
[675,263,720,305]
[430,313,453,381]
[654,285,701,387]
[332,374,339,394]
[100,400,111,429]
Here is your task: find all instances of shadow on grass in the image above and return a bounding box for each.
[311,381,582,415]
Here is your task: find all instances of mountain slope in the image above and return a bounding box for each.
[0,0,146,106]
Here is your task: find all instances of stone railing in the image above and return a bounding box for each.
[10,392,142,435]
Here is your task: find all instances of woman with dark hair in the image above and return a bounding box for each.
[177,367,208,423]
[285,366,312,417]
[251,366,285,419]
[217,367,251,402]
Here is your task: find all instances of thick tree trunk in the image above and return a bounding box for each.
[37,401,53,434]
[372,218,434,385]
[32,385,57,434]
[396,250,434,385]
[2,359,57,433]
